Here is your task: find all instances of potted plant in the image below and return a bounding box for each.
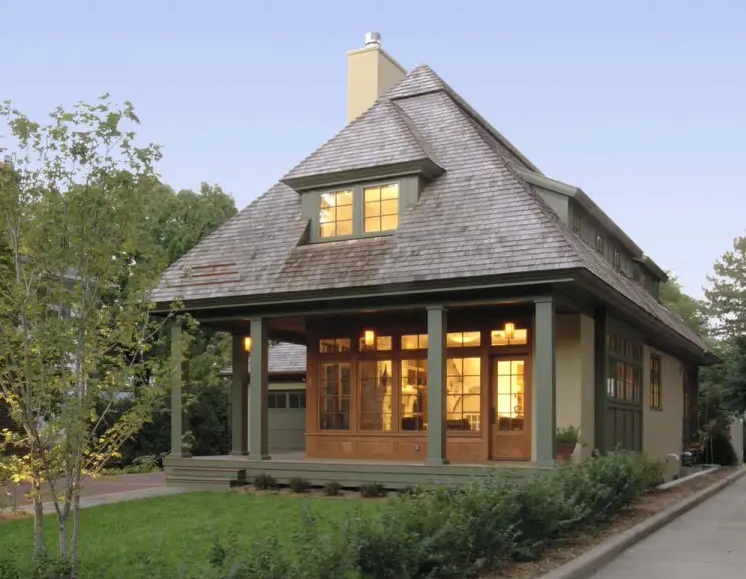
[556,426,580,463]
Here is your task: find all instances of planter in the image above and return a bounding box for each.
[556,443,576,463]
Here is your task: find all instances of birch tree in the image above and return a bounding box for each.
[0,98,167,572]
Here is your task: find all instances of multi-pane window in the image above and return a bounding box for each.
[359,335,392,352]
[572,211,582,234]
[319,362,351,430]
[490,326,528,346]
[401,334,428,350]
[650,354,662,409]
[446,332,481,348]
[606,333,643,403]
[363,183,399,233]
[359,360,393,431]
[446,357,481,431]
[613,248,621,270]
[319,338,351,353]
[319,190,353,239]
[401,359,427,430]
[268,392,307,409]
[496,360,526,431]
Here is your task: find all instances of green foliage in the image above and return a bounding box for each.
[288,476,311,493]
[322,481,343,496]
[555,425,580,444]
[358,482,386,498]
[660,276,708,337]
[253,473,278,490]
[705,236,746,341]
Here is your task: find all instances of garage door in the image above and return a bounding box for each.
[268,391,306,452]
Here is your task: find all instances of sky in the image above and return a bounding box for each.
[3,0,745,297]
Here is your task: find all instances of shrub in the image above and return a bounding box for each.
[556,425,580,444]
[322,481,343,496]
[703,429,739,466]
[359,482,385,498]
[253,473,278,490]
[288,476,311,493]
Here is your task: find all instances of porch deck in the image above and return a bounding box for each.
[165,452,549,491]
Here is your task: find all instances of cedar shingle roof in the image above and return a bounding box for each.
[153,65,708,354]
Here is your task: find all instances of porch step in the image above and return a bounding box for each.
[167,465,246,491]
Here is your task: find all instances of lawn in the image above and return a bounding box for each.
[0,492,376,578]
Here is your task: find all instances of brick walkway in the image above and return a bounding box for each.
[1,472,174,510]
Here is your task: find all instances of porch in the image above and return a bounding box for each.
[165,452,545,491]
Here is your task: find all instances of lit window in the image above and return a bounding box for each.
[319,338,351,353]
[401,334,428,350]
[319,190,353,239]
[496,360,525,431]
[359,360,393,431]
[319,362,350,430]
[401,359,427,431]
[364,183,399,233]
[491,325,528,346]
[359,335,392,351]
[446,332,481,348]
[446,357,481,431]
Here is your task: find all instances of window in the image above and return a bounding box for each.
[613,248,621,270]
[319,190,353,239]
[359,360,393,431]
[401,334,428,350]
[446,332,481,348]
[319,338,351,353]
[268,393,287,409]
[496,360,525,431]
[359,335,392,351]
[446,357,481,431]
[490,325,528,346]
[319,362,351,430]
[401,359,427,430]
[650,354,662,409]
[572,211,582,234]
[606,333,642,403]
[289,392,306,409]
[595,234,605,254]
[364,183,399,233]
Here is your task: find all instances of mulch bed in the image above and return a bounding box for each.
[487,467,737,578]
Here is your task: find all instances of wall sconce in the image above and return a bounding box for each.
[243,337,252,352]
[363,329,376,347]
[504,322,516,339]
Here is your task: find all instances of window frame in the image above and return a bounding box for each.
[650,353,662,410]
[312,179,403,243]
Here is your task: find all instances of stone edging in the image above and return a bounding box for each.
[539,467,746,579]
[657,465,720,491]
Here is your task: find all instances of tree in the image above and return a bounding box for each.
[0,98,166,570]
[705,236,746,341]
[660,275,708,337]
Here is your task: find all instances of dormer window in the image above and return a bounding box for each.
[319,190,354,239]
[312,180,406,242]
[364,183,399,233]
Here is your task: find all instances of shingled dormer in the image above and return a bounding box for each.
[282,35,444,243]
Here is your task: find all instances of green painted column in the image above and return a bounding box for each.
[593,308,608,453]
[532,298,556,466]
[248,318,270,460]
[230,333,249,456]
[170,322,190,458]
[426,306,449,465]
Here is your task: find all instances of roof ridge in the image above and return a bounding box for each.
[389,101,443,167]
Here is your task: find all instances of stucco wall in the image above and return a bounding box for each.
[555,313,595,458]
[642,346,685,463]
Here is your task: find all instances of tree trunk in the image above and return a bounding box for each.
[32,491,44,557]
[71,489,81,577]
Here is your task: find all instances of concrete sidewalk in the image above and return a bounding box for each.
[593,470,746,577]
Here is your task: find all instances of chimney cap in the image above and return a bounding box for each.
[364,31,382,47]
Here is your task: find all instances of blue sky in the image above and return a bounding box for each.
[4,0,745,297]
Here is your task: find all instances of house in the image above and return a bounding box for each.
[154,33,715,489]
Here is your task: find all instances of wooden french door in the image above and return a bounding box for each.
[490,356,531,460]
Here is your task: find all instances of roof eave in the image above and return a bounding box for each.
[281,158,445,192]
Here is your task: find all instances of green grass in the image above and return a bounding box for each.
[0,492,375,578]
